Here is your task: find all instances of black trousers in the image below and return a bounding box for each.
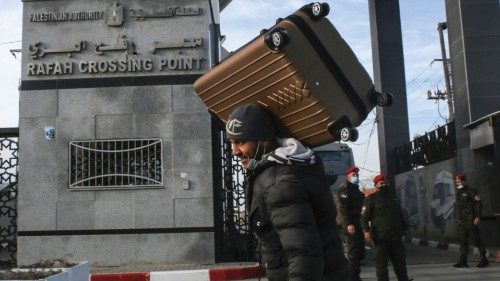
[458,222,487,262]
[372,239,410,281]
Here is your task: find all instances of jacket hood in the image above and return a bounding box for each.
[263,138,316,165]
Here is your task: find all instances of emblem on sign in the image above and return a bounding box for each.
[105,1,124,27]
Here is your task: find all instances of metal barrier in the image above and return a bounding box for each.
[395,121,456,173]
[0,128,19,266]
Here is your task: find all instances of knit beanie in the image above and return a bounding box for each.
[225,104,276,141]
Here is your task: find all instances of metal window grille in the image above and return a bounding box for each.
[69,138,163,189]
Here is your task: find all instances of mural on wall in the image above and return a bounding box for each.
[430,170,456,234]
[400,174,419,232]
[395,159,458,241]
[417,174,429,235]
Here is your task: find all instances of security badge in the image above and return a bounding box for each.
[475,195,481,201]
[340,189,348,199]
[361,206,366,216]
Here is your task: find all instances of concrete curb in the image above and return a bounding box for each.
[90,264,266,281]
[404,236,500,262]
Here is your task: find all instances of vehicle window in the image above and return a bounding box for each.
[316,150,353,176]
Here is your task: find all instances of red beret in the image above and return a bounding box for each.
[373,174,385,184]
[345,166,359,175]
[455,173,466,181]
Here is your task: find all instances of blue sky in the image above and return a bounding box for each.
[220,0,449,184]
[0,0,449,184]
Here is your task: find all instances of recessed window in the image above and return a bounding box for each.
[69,138,162,189]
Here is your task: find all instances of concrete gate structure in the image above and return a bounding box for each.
[18,0,222,266]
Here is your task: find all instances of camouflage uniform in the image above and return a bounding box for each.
[362,187,410,281]
[337,181,365,281]
[455,185,487,264]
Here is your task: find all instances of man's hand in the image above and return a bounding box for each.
[364,232,372,244]
[347,224,355,235]
[474,217,481,226]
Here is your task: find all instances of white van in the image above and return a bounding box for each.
[314,142,354,193]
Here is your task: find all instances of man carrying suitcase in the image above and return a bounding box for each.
[226,103,349,281]
[337,166,365,281]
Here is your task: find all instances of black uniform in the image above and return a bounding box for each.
[455,185,487,263]
[337,181,365,281]
[362,187,410,281]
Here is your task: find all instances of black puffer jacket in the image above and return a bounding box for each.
[245,142,348,281]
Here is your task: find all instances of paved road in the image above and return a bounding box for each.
[91,243,498,280]
[359,243,500,281]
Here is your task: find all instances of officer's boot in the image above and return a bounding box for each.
[452,259,468,268]
[477,254,489,268]
[348,256,362,281]
[453,248,468,268]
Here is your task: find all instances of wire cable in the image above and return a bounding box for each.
[437,98,447,121]
[358,166,380,174]
[362,118,377,168]
[0,40,21,46]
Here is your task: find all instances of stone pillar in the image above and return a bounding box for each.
[368,0,410,177]
[18,0,216,265]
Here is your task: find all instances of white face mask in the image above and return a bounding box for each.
[457,185,463,189]
[349,176,359,185]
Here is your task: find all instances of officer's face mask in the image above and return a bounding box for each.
[349,176,359,185]
[378,181,388,190]
[457,184,463,189]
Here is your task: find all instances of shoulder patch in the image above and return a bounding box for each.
[474,195,481,201]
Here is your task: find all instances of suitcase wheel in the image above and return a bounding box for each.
[339,127,359,142]
[377,92,394,107]
[303,2,330,20]
[264,28,289,51]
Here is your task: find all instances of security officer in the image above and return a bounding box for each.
[337,166,365,281]
[362,174,411,281]
[453,173,489,268]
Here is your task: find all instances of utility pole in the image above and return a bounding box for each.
[426,86,447,101]
[437,22,454,121]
